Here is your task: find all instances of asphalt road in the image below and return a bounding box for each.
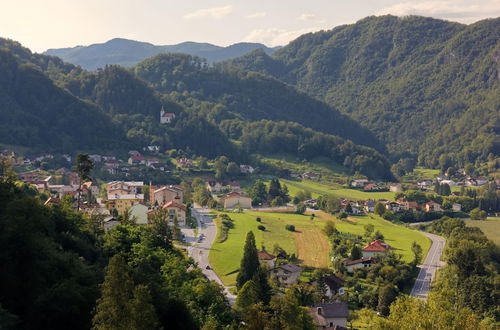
[181,207,236,305]
[410,231,446,300]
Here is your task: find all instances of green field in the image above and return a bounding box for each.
[465,217,500,244]
[209,211,430,286]
[400,167,440,181]
[280,179,396,201]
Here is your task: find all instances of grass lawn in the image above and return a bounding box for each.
[209,210,430,286]
[280,179,396,201]
[465,217,500,245]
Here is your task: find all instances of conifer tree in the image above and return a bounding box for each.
[92,255,134,330]
[236,231,260,289]
[235,280,259,310]
[130,285,159,330]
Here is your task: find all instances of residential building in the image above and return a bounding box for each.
[220,191,252,209]
[323,274,345,298]
[258,250,277,269]
[150,185,184,206]
[424,201,443,212]
[176,158,193,168]
[240,164,255,174]
[271,263,302,287]
[162,201,186,225]
[106,181,143,195]
[363,183,379,191]
[129,203,149,225]
[128,155,146,165]
[452,203,462,212]
[344,257,378,272]
[229,181,241,191]
[103,216,120,232]
[362,240,391,257]
[82,181,99,196]
[364,200,375,213]
[206,181,224,194]
[302,171,319,180]
[389,183,403,192]
[309,302,349,329]
[351,179,369,187]
[404,201,420,211]
[107,193,144,214]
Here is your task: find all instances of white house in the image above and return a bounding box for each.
[344,257,378,273]
[351,179,369,187]
[452,203,462,212]
[258,250,277,269]
[240,165,255,174]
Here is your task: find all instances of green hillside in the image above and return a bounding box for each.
[225,15,500,167]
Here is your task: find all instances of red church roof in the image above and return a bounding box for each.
[362,240,390,252]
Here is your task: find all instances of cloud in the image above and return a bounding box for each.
[375,1,500,23]
[243,27,324,47]
[298,13,316,21]
[246,12,267,19]
[183,5,233,20]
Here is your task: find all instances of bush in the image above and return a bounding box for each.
[257,225,266,231]
[285,224,295,232]
[256,217,262,222]
[338,212,348,219]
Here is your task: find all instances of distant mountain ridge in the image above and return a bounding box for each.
[44,38,278,70]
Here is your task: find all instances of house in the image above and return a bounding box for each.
[162,201,187,225]
[106,194,144,215]
[145,158,160,167]
[206,181,224,194]
[271,263,302,287]
[44,197,61,206]
[103,216,120,232]
[440,179,457,186]
[344,257,378,272]
[220,191,252,209]
[385,201,403,212]
[404,201,420,211]
[129,203,149,225]
[452,203,462,212]
[363,183,380,192]
[176,158,193,168]
[240,164,255,174]
[309,302,349,329]
[160,107,176,124]
[323,274,345,297]
[48,184,78,197]
[304,199,318,208]
[106,181,143,195]
[88,154,102,163]
[146,145,160,153]
[302,172,319,180]
[362,240,391,257]
[150,185,183,206]
[128,150,141,156]
[102,155,117,162]
[364,200,375,213]
[258,250,277,269]
[351,179,369,187]
[149,163,165,171]
[229,181,241,191]
[418,180,433,188]
[128,155,146,165]
[389,183,403,192]
[424,201,443,212]
[82,181,99,196]
[476,177,488,186]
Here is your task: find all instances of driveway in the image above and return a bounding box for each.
[410,231,446,300]
[181,207,236,305]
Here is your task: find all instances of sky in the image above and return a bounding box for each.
[1,0,499,52]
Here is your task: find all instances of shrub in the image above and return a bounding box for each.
[338,212,348,219]
[257,225,266,231]
[256,217,262,222]
[285,224,295,232]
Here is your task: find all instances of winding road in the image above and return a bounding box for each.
[181,207,236,305]
[410,231,446,300]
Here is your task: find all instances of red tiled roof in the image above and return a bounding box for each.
[162,113,175,117]
[362,240,390,252]
[162,201,186,211]
[258,250,276,260]
[44,197,61,205]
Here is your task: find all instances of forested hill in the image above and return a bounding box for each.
[132,53,385,152]
[225,15,500,167]
[44,38,277,70]
[0,48,127,152]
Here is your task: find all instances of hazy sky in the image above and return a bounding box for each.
[1,0,499,52]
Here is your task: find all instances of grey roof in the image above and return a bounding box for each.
[312,302,349,318]
[278,263,301,273]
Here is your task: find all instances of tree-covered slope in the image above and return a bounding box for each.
[44,38,277,70]
[132,53,386,152]
[0,48,126,152]
[225,15,500,166]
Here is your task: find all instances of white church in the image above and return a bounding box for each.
[160,106,175,124]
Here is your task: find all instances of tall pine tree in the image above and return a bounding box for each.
[236,231,260,289]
